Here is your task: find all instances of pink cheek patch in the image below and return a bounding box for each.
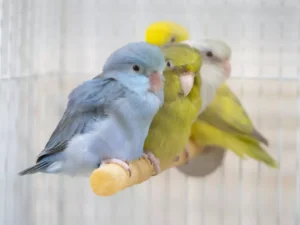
[149,72,162,93]
[224,60,231,79]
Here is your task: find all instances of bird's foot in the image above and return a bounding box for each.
[101,158,132,177]
[172,146,190,164]
[142,152,161,175]
[183,146,190,164]
[173,155,180,162]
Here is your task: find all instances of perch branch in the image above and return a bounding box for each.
[90,140,204,196]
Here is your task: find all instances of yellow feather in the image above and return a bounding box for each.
[145,21,189,46]
[198,84,269,145]
[195,85,278,167]
[144,21,278,168]
[191,120,278,167]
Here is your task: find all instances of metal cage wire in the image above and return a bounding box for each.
[0,0,299,225]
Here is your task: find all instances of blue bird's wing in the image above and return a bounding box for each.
[36,77,127,162]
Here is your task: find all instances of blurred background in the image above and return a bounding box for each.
[0,0,299,225]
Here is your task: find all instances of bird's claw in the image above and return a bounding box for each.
[101,158,132,177]
[183,146,190,164]
[173,155,180,162]
[172,146,190,164]
[142,152,161,175]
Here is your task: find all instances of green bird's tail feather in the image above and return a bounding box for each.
[190,122,278,168]
[235,135,278,168]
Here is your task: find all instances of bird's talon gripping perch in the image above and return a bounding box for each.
[101,159,132,177]
[184,146,190,164]
[172,146,190,163]
[173,155,180,162]
[142,152,161,175]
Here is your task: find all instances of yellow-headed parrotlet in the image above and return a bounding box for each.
[145,21,278,174]
[145,21,189,46]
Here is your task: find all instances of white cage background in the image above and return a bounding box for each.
[0,0,299,225]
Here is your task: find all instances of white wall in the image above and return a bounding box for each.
[0,0,299,225]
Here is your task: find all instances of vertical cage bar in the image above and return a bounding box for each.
[184,175,189,225]
[4,0,13,224]
[296,76,300,224]
[276,21,284,225]
[148,178,153,225]
[238,11,247,225]
[256,58,263,225]
[256,19,265,225]
[201,178,205,225]
[296,77,300,225]
[256,20,264,224]
[0,0,3,76]
[165,171,170,225]
[238,159,243,225]
[0,1,3,223]
[295,20,300,224]
[219,161,225,225]
[57,0,67,224]
[219,4,227,224]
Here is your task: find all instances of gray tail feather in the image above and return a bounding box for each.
[252,129,269,146]
[18,161,52,176]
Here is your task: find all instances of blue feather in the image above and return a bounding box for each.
[19,42,165,177]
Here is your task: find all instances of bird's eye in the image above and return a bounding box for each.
[206,51,213,57]
[166,60,173,68]
[170,36,176,43]
[132,64,140,72]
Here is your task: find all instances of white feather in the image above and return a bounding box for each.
[182,39,232,114]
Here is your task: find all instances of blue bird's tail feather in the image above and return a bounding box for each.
[18,161,52,176]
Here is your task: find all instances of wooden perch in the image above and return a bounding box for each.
[90,140,204,196]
